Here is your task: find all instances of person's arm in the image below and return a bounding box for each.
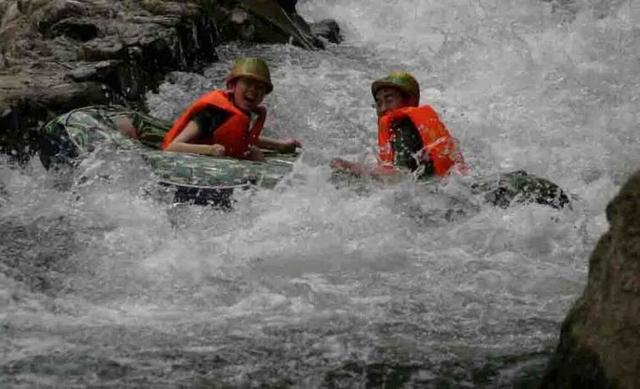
[164,120,225,156]
[330,158,404,183]
[330,158,368,175]
[255,136,302,153]
[165,108,230,156]
[331,118,430,181]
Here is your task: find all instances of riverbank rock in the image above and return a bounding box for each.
[0,0,332,161]
[310,19,343,44]
[540,170,640,389]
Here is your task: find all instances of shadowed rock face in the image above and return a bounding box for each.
[0,0,337,161]
[540,170,640,389]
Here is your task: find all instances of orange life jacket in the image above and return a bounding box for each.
[378,105,467,176]
[161,90,266,158]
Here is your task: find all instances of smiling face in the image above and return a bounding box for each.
[374,86,412,118]
[229,76,268,113]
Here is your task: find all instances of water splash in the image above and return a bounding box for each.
[2,0,639,386]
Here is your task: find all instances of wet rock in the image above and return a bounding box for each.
[234,0,324,49]
[540,170,640,389]
[310,19,343,44]
[29,81,112,112]
[0,2,21,68]
[79,38,124,61]
[0,4,214,159]
[49,17,99,41]
[65,60,121,83]
[29,0,87,32]
[138,0,199,17]
[473,170,570,209]
[277,0,297,14]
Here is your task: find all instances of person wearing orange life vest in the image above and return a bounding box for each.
[162,57,301,160]
[331,71,466,179]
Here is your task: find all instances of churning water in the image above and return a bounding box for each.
[1,0,639,387]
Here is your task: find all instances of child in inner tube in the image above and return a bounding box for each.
[162,57,301,161]
[331,71,466,179]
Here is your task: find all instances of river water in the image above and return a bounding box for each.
[1,0,639,387]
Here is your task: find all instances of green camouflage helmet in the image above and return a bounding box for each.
[371,71,420,104]
[226,57,274,94]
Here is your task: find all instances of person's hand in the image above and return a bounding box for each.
[370,165,401,182]
[115,117,140,139]
[246,145,265,161]
[207,144,225,156]
[330,158,366,176]
[280,139,302,154]
[330,158,352,170]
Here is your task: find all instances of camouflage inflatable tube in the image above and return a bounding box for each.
[39,106,298,205]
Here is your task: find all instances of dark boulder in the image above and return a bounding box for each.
[49,17,99,41]
[217,0,324,50]
[540,170,640,389]
[277,0,297,14]
[310,19,343,44]
[28,0,87,32]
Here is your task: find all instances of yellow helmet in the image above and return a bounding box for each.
[226,57,273,94]
[371,71,420,104]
